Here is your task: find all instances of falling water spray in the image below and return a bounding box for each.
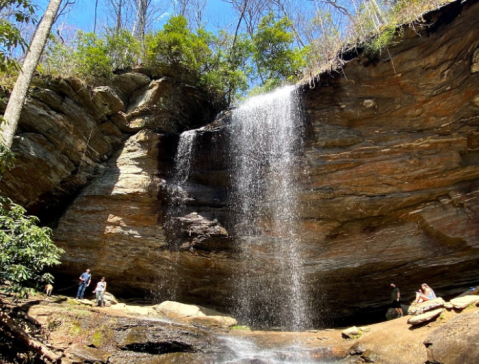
[229,86,309,330]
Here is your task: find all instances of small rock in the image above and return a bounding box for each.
[450,295,479,310]
[408,298,445,315]
[444,302,453,310]
[471,48,479,73]
[349,342,366,355]
[407,308,443,325]
[104,292,119,305]
[342,326,360,339]
[361,349,378,363]
[363,99,376,109]
[385,308,400,320]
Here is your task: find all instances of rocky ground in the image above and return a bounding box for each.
[1,290,478,364]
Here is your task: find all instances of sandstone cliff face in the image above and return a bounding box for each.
[0,73,217,222]
[1,0,479,326]
[297,0,479,321]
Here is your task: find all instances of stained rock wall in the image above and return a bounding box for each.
[297,0,479,321]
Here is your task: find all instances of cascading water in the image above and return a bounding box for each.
[229,85,309,330]
[174,130,197,186]
[158,129,198,301]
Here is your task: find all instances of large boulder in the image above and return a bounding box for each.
[407,308,443,326]
[424,313,479,364]
[408,298,445,315]
[153,301,237,328]
[449,295,479,310]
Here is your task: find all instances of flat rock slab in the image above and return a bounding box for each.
[424,312,479,364]
[407,308,443,325]
[65,344,111,363]
[408,298,445,315]
[153,301,237,328]
[449,295,479,309]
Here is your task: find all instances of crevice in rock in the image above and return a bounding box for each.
[120,342,195,355]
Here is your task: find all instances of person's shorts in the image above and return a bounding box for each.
[392,300,401,308]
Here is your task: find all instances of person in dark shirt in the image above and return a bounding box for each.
[76,269,91,299]
[390,283,404,318]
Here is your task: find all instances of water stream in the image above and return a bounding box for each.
[157,129,198,301]
[229,86,309,330]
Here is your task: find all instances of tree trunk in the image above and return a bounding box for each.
[94,0,99,33]
[132,0,147,40]
[0,307,62,363]
[1,0,62,149]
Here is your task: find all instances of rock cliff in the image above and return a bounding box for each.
[1,0,479,326]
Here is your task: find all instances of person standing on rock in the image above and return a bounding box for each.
[93,277,107,307]
[390,283,404,318]
[76,268,91,299]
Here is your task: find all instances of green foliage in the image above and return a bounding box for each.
[74,31,113,78]
[42,29,140,79]
[0,196,64,299]
[0,0,35,71]
[363,25,398,56]
[105,29,140,71]
[39,13,305,103]
[252,13,306,91]
[145,16,249,101]
[230,325,251,330]
[146,16,208,72]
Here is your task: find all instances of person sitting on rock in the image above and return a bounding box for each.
[93,277,107,307]
[414,283,436,304]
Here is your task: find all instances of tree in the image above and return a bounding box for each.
[252,13,306,90]
[172,0,208,29]
[132,0,166,40]
[132,0,146,39]
[1,0,62,149]
[0,0,35,72]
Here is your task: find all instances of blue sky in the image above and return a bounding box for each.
[37,0,238,34]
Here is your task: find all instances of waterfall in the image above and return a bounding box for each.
[174,130,197,186]
[229,86,309,330]
[157,129,198,301]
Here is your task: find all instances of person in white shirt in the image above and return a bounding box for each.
[93,277,107,307]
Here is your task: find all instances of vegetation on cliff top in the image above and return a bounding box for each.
[1,0,455,105]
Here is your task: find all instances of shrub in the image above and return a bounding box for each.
[0,196,64,299]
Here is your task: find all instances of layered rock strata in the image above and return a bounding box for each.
[297,0,479,322]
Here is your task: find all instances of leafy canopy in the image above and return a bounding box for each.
[38,13,306,103]
[0,0,35,71]
[252,13,306,91]
[0,197,64,298]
